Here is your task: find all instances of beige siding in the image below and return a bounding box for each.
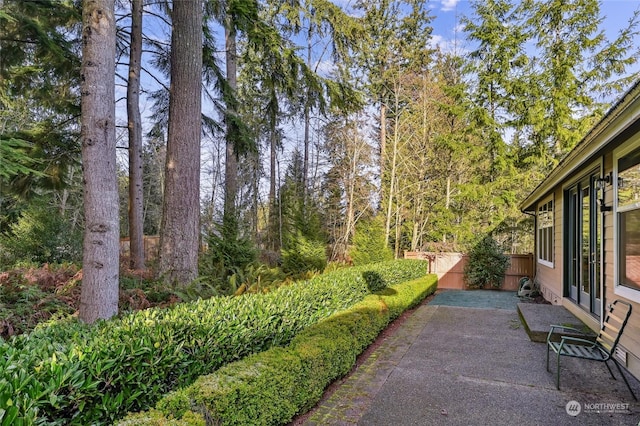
[536,188,564,305]
[533,160,640,379]
[601,152,640,380]
[522,81,640,382]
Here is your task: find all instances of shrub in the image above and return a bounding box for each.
[350,217,393,266]
[281,232,327,275]
[199,216,257,294]
[0,260,428,425]
[0,201,82,267]
[117,274,438,426]
[464,235,510,289]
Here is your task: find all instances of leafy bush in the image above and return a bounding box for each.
[464,235,510,289]
[281,232,327,275]
[199,216,257,294]
[350,217,393,266]
[117,274,438,426]
[0,260,428,425]
[0,201,82,267]
[232,263,291,295]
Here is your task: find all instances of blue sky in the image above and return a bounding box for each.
[429,0,640,52]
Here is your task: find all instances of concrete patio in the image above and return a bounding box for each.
[302,291,640,425]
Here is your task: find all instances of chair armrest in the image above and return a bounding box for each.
[546,324,587,343]
[559,335,597,347]
[549,324,584,333]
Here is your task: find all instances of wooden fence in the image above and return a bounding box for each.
[120,236,160,261]
[404,252,534,291]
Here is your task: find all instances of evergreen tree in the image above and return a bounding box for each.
[126,0,145,270]
[518,0,640,165]
[464,0,526,177]
[0,0,81,197]
[79,0,119,323]
[157,0,203,285]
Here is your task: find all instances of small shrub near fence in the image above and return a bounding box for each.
[464,236,510,289]
[118,275,439,426]
[0,260,428,425]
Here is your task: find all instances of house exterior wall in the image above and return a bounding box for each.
[531,133,640,381]
[534,188,563,306]
[521,81,640,382]
[602,150,640,381]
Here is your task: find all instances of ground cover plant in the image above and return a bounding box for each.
[0,263,179,339]
[118,274,438,425]
[0,260,428,425]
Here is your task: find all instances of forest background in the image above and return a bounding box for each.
[1,0,640,322]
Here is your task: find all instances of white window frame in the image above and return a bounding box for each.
[537,195,554,268]
[613,136,640,303]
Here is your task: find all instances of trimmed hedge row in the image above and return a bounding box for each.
[118,274,438,426]
[0,260,428,425]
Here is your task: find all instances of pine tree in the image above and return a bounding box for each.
[79,0,119,323]
[518,0,640,165]
[126,0,145,270]
[157,0,203,285]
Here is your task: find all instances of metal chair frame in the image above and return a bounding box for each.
[546,300,636,401]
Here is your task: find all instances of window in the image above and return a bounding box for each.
[616,145,640,294]
[537,198,554,266]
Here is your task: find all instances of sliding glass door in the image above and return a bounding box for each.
[566,174,601,317]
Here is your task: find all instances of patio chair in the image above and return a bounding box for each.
[546,300,637,401]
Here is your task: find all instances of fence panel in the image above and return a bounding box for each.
[120,236,160,262]
[404,252,533,291]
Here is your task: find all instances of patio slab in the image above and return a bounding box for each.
[302,302,640,425]
[429,289,520,310]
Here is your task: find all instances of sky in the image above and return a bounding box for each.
[325,0,640,67]
[427,0,640,53]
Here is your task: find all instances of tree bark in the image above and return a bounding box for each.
[302,23,313,201]
[268,125,278,250]
[127,0,145,270]
[79,0,119,323]
[384,92,399,249]
[223,18,238,227]
[379,102,386,191]
[157,0,202,285]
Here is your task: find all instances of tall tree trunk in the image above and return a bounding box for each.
[127,0,144,270]
[394,202,401,259]
[384,91,399,249]
[223,19,238,231]
[79,0,119,323]
[303,102,310,196]
[251,152,259,236]
[443,175,451,244]
[343,128,360,258]
[379,102,386,197]
[268,125,278,250]
[157,0,202,285]
[302,24,313,200]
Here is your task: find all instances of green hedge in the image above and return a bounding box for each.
[118,274,438,426]
[0,260,428,425]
